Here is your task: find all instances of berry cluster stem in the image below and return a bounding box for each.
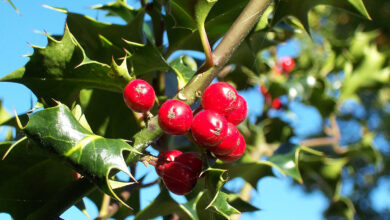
[131,0,272,153]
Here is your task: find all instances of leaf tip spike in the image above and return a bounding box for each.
[2,136,27,160]
[50,98,60,105]
[13,107,23,130]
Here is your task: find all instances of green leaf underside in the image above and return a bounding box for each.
[135,169,244,219]
[170,56,197,89]
[134,186,197,220]
[216,145,323,188]
[59,5,145,64]
[0,100,11,125]
[167,0,217,30]
[165,0,249,53]
[269,145,323,183]
[0,26,131,106]
[226,194,259,212]
[340,45,390,100]
[20,103,140,209]
[79,89,140,139]
[228,31,276,73]
[124,39,170,75]
[272,0,371,33]
[0,141,77,219]
[92,0,139,23]
[193,168,239,219]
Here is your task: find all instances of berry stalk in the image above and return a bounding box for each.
[130,0,272,157]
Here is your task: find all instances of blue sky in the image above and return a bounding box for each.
[0,1,350,219]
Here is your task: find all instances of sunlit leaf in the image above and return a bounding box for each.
[0,27,132,106]
[18,103,141,209]
[272,0,371,33]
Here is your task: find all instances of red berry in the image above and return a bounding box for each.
[201,82,239,115]
[155,150,202,195]
[161,162,197,195]
[174,152,203,176]
[280,57,295,73]
[123,79,155,113]
[207,122,240,155]
[226,95,248,125]
[260,85,268,96]
[216,133,246,162]
[191,110,228,146]
[271,98,282,110]
[158,100,193,136]
[155,150,182,176]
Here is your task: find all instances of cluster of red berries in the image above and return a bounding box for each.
[192,82,247,162]
[260,85,283,110]
[274,56,295,75]
[123,80,248,194]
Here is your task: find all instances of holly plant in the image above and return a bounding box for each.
[1,0,389,219]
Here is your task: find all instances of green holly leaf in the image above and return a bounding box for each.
[324,197,355,220]
[124,40,170,75]
[0,140,89,219]
[194,168,240,219]
[11,103,141,209]
[226,194,259,213]
[340,45,390,100]
[167,0,218,30]
[307,78,336,117]
[229,31,276,73]
[169,55,197,89]
[0,100,11,125]
[269,144,324,183]
[0,27,132,106]
[264,118,293,144]
[92,0,139,23]
[224,31,276,89]
[165,0,249,53]
[134,185,198,220]
[74,199,91,220]
[44,5,145,64]
[272,0,371,33]
[87,177,145,219]
[217,144,324,188]
[215,161,274,189]
[78,89,140,139]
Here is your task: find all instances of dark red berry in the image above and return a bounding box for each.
[155,150,182,176]
[207,122,240,155]
[191,110,228,146]
[123,79,155,113]
[161,162,197,195]
[260,85,272,105]
[201,82,239,115]
[280,57,295,73]
[260,85,268,96]
[271,98,282,110]
[174,152,203,176]
[158,100,193,136]
[226,95,248,125]
[155,150,202,195]
[216,133,246,162]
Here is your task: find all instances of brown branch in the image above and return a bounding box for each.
[300,115,346,154]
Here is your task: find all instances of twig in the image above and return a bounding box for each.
[96,194,111,220]
[300,115,345,154]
